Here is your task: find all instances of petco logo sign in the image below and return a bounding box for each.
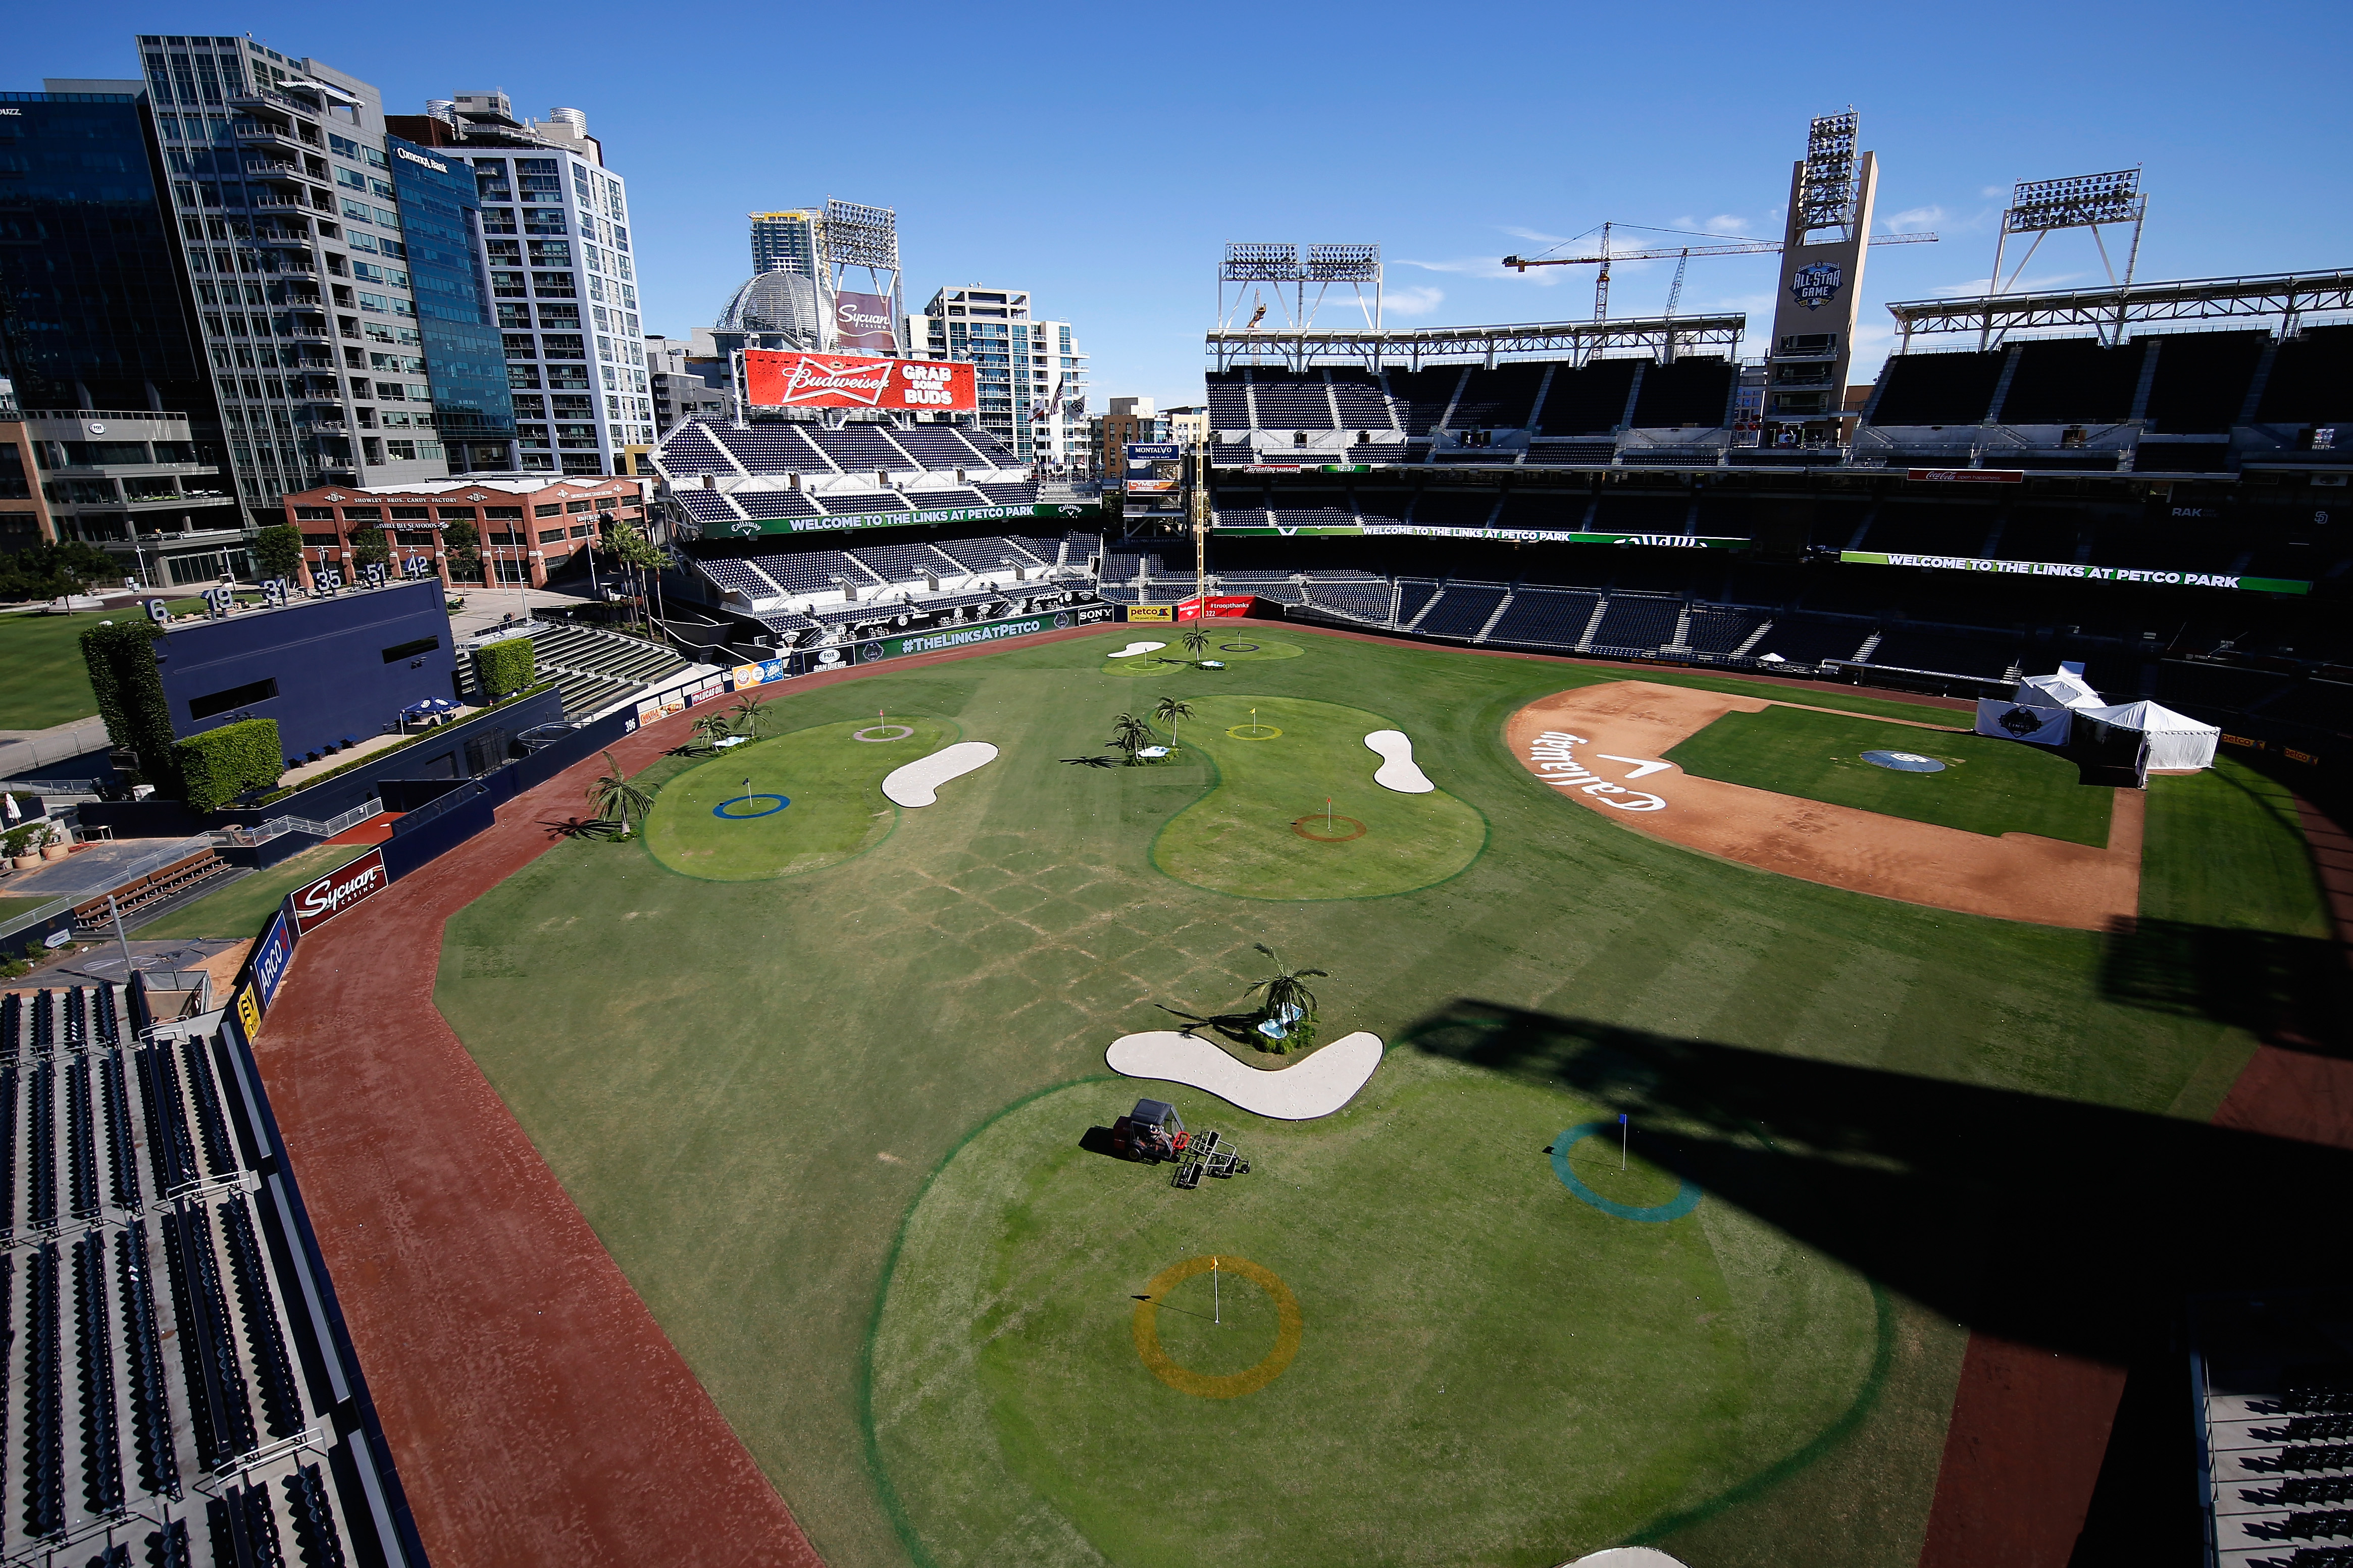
[289,849,389,934]
[744,350,976,413]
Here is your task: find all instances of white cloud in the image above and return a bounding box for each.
[1385,285,1446,317]
[1932,269,2087,297]
[1499,224,1578,246]
[1980,185,2008,198]
[1881,204,1946,233]
[1395,255,1563,285]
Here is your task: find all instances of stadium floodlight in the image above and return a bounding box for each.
[1222,243,1303,282]
[2003,168,2143,235]
[1795,111,1861,241]
[823,199,899,272]
[1982,167,2149,346]
[1305,243,1380,283]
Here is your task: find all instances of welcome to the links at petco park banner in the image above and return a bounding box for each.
[712,498,1101,538]
[1842,548,2312,594]
[1213,521,1750,549]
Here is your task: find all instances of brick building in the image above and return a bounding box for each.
[279,473,648,589]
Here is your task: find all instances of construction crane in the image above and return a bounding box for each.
[1502,222,1940,322]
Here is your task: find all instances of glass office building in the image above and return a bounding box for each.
[386,135,515,471]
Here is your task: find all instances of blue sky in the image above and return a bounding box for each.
[19,2,2350,410]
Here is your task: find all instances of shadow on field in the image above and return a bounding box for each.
[1402,999,2353,1366]
[2101,917,2349,1057]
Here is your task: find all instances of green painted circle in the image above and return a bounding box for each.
[1102,638,1305,677]
[867,1067,1887,1567]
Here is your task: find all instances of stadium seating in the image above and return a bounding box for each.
[1864,626,2022,678]
[733,489,823,520]
[1749,614,1874,666]
[1247,371,1339,430]
[1998,338,2145,425]
[1683,605,1767,656]
[851,544,962,584]
[975,480,1040,506]
[811,428,922,474]
[1537,360,1641,436]
[659,423,735,475]
[0,992,404,1559]
[1205,369,1250,430]
[1588,594,1682,654]
[2257,324,2353,424]
[698,557,777,601]
[1629,358,1735,428]
[1411,491,1500,529]
[1485,587,1600,648]
[751,549,885,596]
[1329,371,1398,431]
[709,424,828,475]
[2142,330,2268,432]
[676,490,743,526]
[814,490,914,516]
[1413,583,1508,639]
[524,623,697,716]
[891,428,998,470]
[1449,365,1549,430]
[1867,350,2006,427]
[934,537,1048,574]
[1385,368,1464,436]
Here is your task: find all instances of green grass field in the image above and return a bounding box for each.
[0,610,106,731]
[432,626,2328,1568]
[1101,636,1306,677]
[135,841,372,939]
[1665,705,2116,847]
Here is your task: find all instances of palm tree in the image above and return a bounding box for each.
[693,713,733,751]
[1247,943,1328,1032]
[731,693,767,736]
[1181,626,1211,664]
[586,749,653,838]
[1106,711,1156,765]
[1152,696,1195,754]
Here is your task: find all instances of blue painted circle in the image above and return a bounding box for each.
[713,794,790,819]
[1549,1123,1702,1222]
[1861,749,1946,773]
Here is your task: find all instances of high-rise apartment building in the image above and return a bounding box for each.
[390,92,653,476]
[130,35,516,514]
[909,287,1087,467]
[749,210,820,280]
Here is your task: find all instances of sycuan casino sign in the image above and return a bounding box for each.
[1842,550,2311,595]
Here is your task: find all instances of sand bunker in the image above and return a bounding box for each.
[1364,729,1434,794]
[1106,1029,1383,1120]
[882,742,999,807]
[1107,641,1166,659]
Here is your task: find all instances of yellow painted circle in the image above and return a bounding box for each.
[1225,724,1283,741]
[1132,1255,1303,1398]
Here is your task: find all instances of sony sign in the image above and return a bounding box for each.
[289,848,390,934]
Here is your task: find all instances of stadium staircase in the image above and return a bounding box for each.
[521,624,702,717]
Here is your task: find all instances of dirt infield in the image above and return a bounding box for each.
[1505,681,2142,930]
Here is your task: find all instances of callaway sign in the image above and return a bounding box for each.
[744,350,976,412]
[1524,731,1670,811]
[289,848,389,934]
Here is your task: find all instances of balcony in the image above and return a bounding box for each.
[233,123,308,153]
[124,489,237,510]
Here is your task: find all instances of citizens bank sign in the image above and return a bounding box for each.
[289,848,389,934]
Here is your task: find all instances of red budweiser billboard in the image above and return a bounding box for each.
[744,350,976,412]
[288,848,389,934]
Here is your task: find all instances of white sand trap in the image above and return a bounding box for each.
[1105,1030,1384,1120]
[1364,729,1434,793]
[1561,1551,1689,1568]
[1107,641,1166,658]
[882,742,998,807]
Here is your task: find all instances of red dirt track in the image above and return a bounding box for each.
[250,626,1114,1567]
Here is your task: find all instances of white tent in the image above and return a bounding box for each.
[2017,670,2103,710]
[2076,700,2220,771]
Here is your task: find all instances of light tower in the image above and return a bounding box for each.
[1979,169,2148,349]
[1763,112,1879,437]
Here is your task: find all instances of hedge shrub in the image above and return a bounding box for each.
[173,718,283,814]
[80,619,177,787]
[473,637,536,701]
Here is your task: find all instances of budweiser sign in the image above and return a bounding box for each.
[288,848,389,934]
[744,350,976,412]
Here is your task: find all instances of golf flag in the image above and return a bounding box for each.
[1619,1113,1627,1124]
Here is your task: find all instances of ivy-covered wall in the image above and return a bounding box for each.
[473,637,536,701]
[173,718,283,814]
[79,620,177,787]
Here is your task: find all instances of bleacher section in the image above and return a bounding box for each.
[1869,350,2006,426]
[1588,594,1683,655]
[1538,360,1640,436]
[0,987,413,1564]
[709,424,828,475]
[816,490,913,516]
[1449,365,1548,430]
[752,549,883,596]
[811,428,919,474]
[975,481,1039,506]
[677,489,744,527]
[1998,338,2145,425]
[658,423,736,476]
[1862,626,2022,679]
[851,544,961,584]
[1486,588,1600,649]
[1386,369,1463,436]
[936,537,1048,574]
[2258,324,2353,424]
[1329,371,1397,431]
[891,428,997,469]
[1747,614,1875,666]
[734,489,824,520]
[1249,373,1338,430]
[1628,359,1734,428]
[524,623,698,716]
[1414,583,1508,639]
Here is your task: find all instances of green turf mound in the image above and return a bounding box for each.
[1150,695,1484,900]
[1102,637,1306,676]
[644,715,954,881]
[1664,706,2114,847]
[867,1059,1886,1567]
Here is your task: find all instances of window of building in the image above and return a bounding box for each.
[565,499,595,513]
[388,506,429,520]
[380,636,439,663]
[537,529,566,544]
[341,507,383,522]
[188,676,279,720]
[533,503,562,517]
[483,507,524,520]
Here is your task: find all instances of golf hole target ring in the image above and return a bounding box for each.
[1132,1255,1303,1398]
[1226,723,1282,740]
[1549,1122,1702,1223]
[1292,815,1367,843]
[1218,642,1261,653]
[713,794,790,819]
[853,724,916,743]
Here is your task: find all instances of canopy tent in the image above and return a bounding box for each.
[2076,700,2220,771]
[2016,670,2103,710]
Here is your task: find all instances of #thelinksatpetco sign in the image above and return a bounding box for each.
[288,848,389,934]
[744,350,976,412]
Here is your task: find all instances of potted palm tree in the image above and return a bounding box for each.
[1246,944,1328,1055]
[38,825,69,861]
[586,750,654,839]
[5,824,40,871]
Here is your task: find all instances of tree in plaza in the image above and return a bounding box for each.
[0,541,120,601]
[252,525,303,582]
[348,525,391,572]
[442,516,482,581]
[1151,695,1195,754]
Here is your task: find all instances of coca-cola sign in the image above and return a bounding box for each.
[744,350,976,412]
[288,848,389,934]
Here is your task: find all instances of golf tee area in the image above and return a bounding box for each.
[237,620,2343,1568]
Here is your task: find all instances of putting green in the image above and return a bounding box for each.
[1150,694,1485,900]
[867,1061,1886,1567]
[644,716,954,881]
[1102,639,1305,676]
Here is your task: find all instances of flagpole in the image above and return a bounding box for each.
[1620,1112,1628,1173]
[1213,1256,1220,1326]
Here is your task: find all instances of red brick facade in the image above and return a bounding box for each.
[278,475,649,590]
